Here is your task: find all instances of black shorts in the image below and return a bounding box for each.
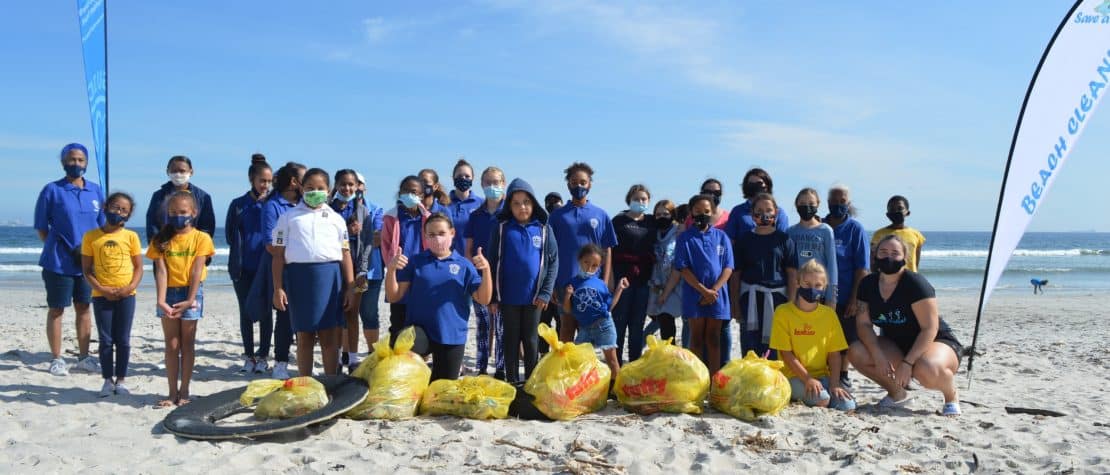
[935,337,963,367]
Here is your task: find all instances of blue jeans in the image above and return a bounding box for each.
[157,285,204,320]
[575,317,617,350]
[611,283,650,363]
[788,376,857,411]
[358,280,383,329]
[234,270,271,358]
[93,296,135,380]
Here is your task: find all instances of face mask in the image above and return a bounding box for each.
[796,205,818,221]
[483,186,505,200]
[886,211,906,225]
[399,193,421,209]
[167,215,193,230]
[702,190,721,207]
[828,203,850,219]
[755,212,776,227]
[629,202,650,214]
[428,234,452,254]
[655,216,673,229]
[798,287,823,304]
[169,172,190,187]
[692,213,712,230]
[742,182,765,198]
[64,164,86,179]
[454,177,473,192]
[105,211,128,226]
[876,257,906,275]
[423,184,435,198]
[569,185,589,201]
[545,203,562,214]
[577,265,596,279]
[303,190,328,208]
[334,192,355,203]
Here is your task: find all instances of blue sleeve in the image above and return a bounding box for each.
[852,223,870,272]
[601,212,618,248]
[396,259,414,283]
[370,206,384,231]
[261,202,279,244]
[224,197,239,246]
[673,235,690,271]
[538,225,558,303]
[723,209,739,240]
[486,223,502,301]
[776,205,789,232]
[34,185,51,232]
[464,212,476,239]
[784,237,798,269]
[824,227,839,301]
[721,232,734,270]
[466,262,482,295]
[198,192,217,236]
[145,190,161,242]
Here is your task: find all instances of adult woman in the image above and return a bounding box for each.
[610,184,656,363]
[35,143,105,376]
[225,155,273,373]
[146,155,216,242]
[684,179,729,229]
[824,183,870,388]
[446,159,483,253]
[724,168,789,236]
[848,235,962,416]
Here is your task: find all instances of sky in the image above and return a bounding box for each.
[2,1,1109,232]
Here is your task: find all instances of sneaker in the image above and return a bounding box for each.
[240,357,256,373]
[253,358,270,374]
[49,358,69,376]
[99,379,115,398]
[75,356,101,374]
[272,361,291,380]
[114,382,131,396]
[839,372,853,390]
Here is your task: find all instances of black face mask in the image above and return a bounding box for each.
[886,211,906,225]
[876,257,906,274]
[796,205,818,221]
[797,287,823,304]
[692,213,712,230]
[545,203,562,214]
[743,182,766,198]
[423,184,435,198]
[755,213,775,227]
[654,216,673,229]
[701,190,721,207]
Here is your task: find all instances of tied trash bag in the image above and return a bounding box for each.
[614,335,709,415]
[419,375,516,420]
[710,351,791,421]
[241,376,329,420]
[345,327,431,420]
[524,323,611,421]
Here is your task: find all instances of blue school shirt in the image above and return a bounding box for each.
[397,250,482,345]
[786,223,839,303]
[569,274,612,326]
[329,198,358,249]
[34,178,105,276]
[673,227,733,319]
[724,201,790,240]
[831,217,870,304]
[734,231,797,287]
[497,220,544,306]
[226,191,268,277]
[397,207,425,260]
[549,201,619,287]
[448,192,482,252]
[465,202,503,255]
[365,202,385,280]
[262,195,297,245]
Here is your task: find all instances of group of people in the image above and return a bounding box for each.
[34,143,962,415]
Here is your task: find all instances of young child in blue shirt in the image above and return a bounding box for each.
[464,166,507,376]
[563,244,628,383]
[673,194,734,375]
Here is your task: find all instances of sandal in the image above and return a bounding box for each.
[156,399,177,409]
[942,402,961,416]
[878,393,914,409]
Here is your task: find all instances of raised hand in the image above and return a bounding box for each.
[617,277,629,290]
[472,247,489,271]
[390,253,409,272]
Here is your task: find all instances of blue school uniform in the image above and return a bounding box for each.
[724,201,790,239]
[673,227,733,319]
[145,182,216,241]
[226,190,268,280]
[830,217,870,306]
[465,202,503,255]
[494,220,546,305]
[448,192,482,252]
[549,202,619,287]
[569,274,612,327]
[34,178,105,275]
[397,250,482,345]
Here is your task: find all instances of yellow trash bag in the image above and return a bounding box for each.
[239,378,285,406]
[614,335,709,415]
[419,375,516,420]
[249,376,329,420]
[709,351,791,421]
[345,327,432,420]
[524,323,611,421]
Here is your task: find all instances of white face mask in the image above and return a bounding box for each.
[169,172,191,187]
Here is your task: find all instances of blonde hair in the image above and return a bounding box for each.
[480,166,505,185]
[798,259,828,286]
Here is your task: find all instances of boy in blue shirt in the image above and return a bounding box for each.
[563,244,628,384]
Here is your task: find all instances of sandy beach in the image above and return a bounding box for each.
[1,284,1107,474]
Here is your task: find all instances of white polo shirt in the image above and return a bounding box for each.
[271,202,349,263]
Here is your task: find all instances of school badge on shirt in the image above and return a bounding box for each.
[589,218,599,229]
[717,245,724,256]
[532,235,542,248]
[449,263,461,275]
[275,231,284,245]
[91,199,100,212]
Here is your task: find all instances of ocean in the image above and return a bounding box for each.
[1,227,1106,294]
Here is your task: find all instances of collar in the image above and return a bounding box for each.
[161,181,194,193]
[57,177,90,191]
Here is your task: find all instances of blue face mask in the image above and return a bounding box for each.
[797,287,823,304]
[64,164,86,179]
[399,193,421,209]
[577,265,596,279]
[483,186,505,200]
[828,203,850,219]
[629,202,650,214]
[569,185,589,201]
[335,192,355,203]
[167,215,193,230]
[105,211,127,226]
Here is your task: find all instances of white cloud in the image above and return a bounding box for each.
[362,17,391,43]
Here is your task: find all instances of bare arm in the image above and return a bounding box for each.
[82,255,108,295]
[37,230,47,242]
[127,254,144,293]
[473,266,493,305]
[602,247,613,286]
[780,350,811,380]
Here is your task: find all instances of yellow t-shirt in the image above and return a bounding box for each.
[146,228,215,288]
[81,227,142,297]
[769,302,848,379]
[871,226,926,272]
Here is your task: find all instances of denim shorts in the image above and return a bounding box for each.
[156,285,205,320]
[42,270,92,309]
[788,376,856,411]
[574,317,617,351]
[359,279,383,330]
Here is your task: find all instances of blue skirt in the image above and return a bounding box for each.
[285,261,345,333]
[246,253,276,323]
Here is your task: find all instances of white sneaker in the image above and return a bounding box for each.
[272,361,290,380]
[99,379,115,398]
[74,356,101,373]
[253,358,270,374]
[114,382,131,396]
[49,358,69,376]
[240,357,256,373]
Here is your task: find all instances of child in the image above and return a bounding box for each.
[147,191,215,407]
[226,157,272,374]
[418,168,451,215]
[385,213,493,381]
[734,193,798,360]
[381,175,432,339]
[354,180,386,360]
[563,244,627,383]
[145,155,216,242]
[673,194,733,375]
[645,200,682,343]
[486,178,558,383]
[330,169,369,373]
[610,184,656,364]
[271,168,357,377]
[769,260,856,411]
[465,166,507,375]
[81,192,143,397]
[786,188,838,307]
[447,159,483,253]
[871,195,925,272]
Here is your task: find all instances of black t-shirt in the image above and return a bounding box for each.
[858,271,958,353]
[611,212,656,286]
[734,231,797,287]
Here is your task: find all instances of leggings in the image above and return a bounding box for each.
[404,325,465,381]
[389,303,407,337]
[92,296,135,380]
[500,304,541,383]
[234,270,272,359]
[473,302,504,374]
[648,313,676,343]
[537,302,561,353]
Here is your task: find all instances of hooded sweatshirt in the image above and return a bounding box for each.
[486,178,558,306]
